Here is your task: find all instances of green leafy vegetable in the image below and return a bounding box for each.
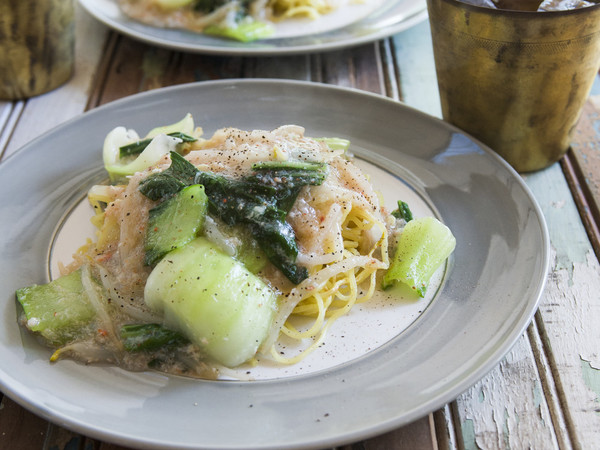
[16,268,96,347]
[246,161,328,212]
[120,323,189,352]
[144,237,278,367]
[145,113,195,138]
[139,152,328,284]
[103,114,196,183]
[138,151,200,200]
[154,0,195,8]
[382,216,456,296]
[192,0,228,13]
[144,184,208,266]
[204,21,274,42]
[230,226,268,274]
[391,200,414,222]
[251,160,326,172]
[119,132,197,158]
[314,137,351,152]
[195,0,273,42]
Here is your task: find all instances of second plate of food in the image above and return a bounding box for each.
[79,0,428,55]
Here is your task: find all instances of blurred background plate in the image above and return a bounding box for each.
[78,0,428,55]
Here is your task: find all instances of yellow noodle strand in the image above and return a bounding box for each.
[268,0,335,20]
[271,206,388,364]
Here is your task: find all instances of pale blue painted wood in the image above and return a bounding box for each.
[526,164,593,271]
[591,73,600,95]
[391,20,442,118]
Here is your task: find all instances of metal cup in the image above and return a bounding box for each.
[426,0,600,172]
[0,0,75,100]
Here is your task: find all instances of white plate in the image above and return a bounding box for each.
[0,80,549,449]
[79,0,428,55]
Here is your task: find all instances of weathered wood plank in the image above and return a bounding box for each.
[0,397,48,449]
[42,424,98,450]
[433,405,458,450]
[244,54,311,80]
[561,152,600,271]
[380,40,401,102]
[570,80,600,219]
[96,39,249,106]
[162,52,244,84]
[337,414,436,450]
[452,332,560,449]
[0,101,24,162]
[564,86,600,258]
[96,41,384,108]
[317,44,383,94]
[96,36,167,105]
[391,21,441,117]
[97,442,136,450]
[524,164,600,450]
[528,315,573,450]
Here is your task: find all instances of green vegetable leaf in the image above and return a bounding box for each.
[144,237,278,367]
[382,216,456,296]
[314,137,351,152]
[144,184,208,266]
[193,0,228,13]
[16,268,97,347]
[137,152,328,284]
[251,160,327,171]
[120,323,189,352]
[119,132,197,159]
[391,200,414,222]
[251,222,308,284]
[247,161,328,212]
[204,21,274,43]
[138,152,199,201]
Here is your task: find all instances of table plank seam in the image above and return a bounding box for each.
[0,101,25,162]
[433,405,459,450]
[85,32,121,112]
[380,39,401,102]
[528,316,574,449]
[533,311,581,450]
[561,153,600,262]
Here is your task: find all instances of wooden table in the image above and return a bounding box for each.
[1,4,600,449]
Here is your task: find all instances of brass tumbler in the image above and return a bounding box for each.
[0,0,75,100]
[427,0,600,172]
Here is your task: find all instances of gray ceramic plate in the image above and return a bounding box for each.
[78,0,427,55]
[0,80,549,449]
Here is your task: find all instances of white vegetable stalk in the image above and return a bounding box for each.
[104,133,181,180]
